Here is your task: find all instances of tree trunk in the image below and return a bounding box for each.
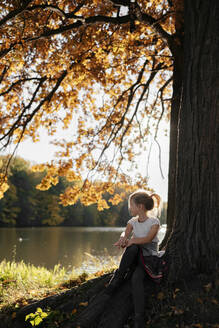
[166,0,219,281]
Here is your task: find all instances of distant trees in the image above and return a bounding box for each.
[0,157,167,227]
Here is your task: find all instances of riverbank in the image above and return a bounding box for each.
[0,258,117,312]
[0,259,219,327]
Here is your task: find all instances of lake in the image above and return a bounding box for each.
[0,226,166,273]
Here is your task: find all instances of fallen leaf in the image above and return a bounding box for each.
[204,283,212,292]
[79,301,88,307]
[157,292,165,300]
[11,312,16,319]
[211,298,219,305]
[174,308,184,315]
[196,298,203,304]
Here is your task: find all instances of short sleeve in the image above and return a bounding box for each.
[150,217,160,226]
[127,217,136,227]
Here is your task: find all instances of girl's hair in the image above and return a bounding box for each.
[129,189,161,211]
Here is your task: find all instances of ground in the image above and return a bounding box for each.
[0,270,219,328]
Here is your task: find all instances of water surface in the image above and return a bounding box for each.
[0,226,166,272]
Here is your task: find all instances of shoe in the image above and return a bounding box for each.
[105,269,124,295]
[134,312,145,328]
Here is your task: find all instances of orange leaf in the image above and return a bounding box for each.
[157,292,165,300]
[11,312,16,319]
[79,301,88,307]
[211,298,219,305]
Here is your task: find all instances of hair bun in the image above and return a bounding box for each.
[150,193,161,208]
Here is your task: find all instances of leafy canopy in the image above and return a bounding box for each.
[0,0,183,208]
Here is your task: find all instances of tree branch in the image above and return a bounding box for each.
[20,70,67,131]
[0,42,17,59]
[141,13,173,46]
[153,76,173,179]
[0,76,46,145]
[118,63,162,150]
[154,76,173,140]
[1,4,175,58]
[0,77,43,97]
[23,15,131,42]
[0,65,8,84]
[91,61,162,173]
[0,0,33,28]
[23,11,174,46]
[23,4,86,21]
[0,70,67,147]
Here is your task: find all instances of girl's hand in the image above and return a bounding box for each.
[126,239,134,247]
[114,236,128,248]
[121,238,128,248]
[113,240,121,248]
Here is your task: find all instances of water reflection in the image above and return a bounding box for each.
[0,226,166,271]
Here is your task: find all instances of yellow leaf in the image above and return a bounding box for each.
[204,282,212,292]
[11,312,16,319]
[72,309,77,315]
[79,302,88,307]
[157,292,165,300]
[173,308,184,315]
[211,298,219,305]
[94,270,104,277]
[197,298,203,304]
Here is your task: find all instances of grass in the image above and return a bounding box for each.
[0,250,119,311]
[0,260,67,309]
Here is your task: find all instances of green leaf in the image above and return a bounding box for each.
[34,316,43,326]
[25,313,35,321]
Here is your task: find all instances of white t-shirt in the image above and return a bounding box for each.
[128,216,160,241]
[127,216,160,256]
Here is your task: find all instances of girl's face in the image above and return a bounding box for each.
[129,199,141,216]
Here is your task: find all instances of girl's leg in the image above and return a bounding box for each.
[131,263,146,314]
[105,245,139,295]
[118,244,139,275]
[131,263,146,328]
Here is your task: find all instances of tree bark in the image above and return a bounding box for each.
[76,281,134,328]
[166,0,219,281]
[75,275,158,328]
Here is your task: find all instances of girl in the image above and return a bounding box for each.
[105,190,165,328]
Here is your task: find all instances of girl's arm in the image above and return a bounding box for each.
[127,224,159,246]
[114,223,133,248]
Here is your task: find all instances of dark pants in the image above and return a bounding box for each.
[118,244,147,314]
